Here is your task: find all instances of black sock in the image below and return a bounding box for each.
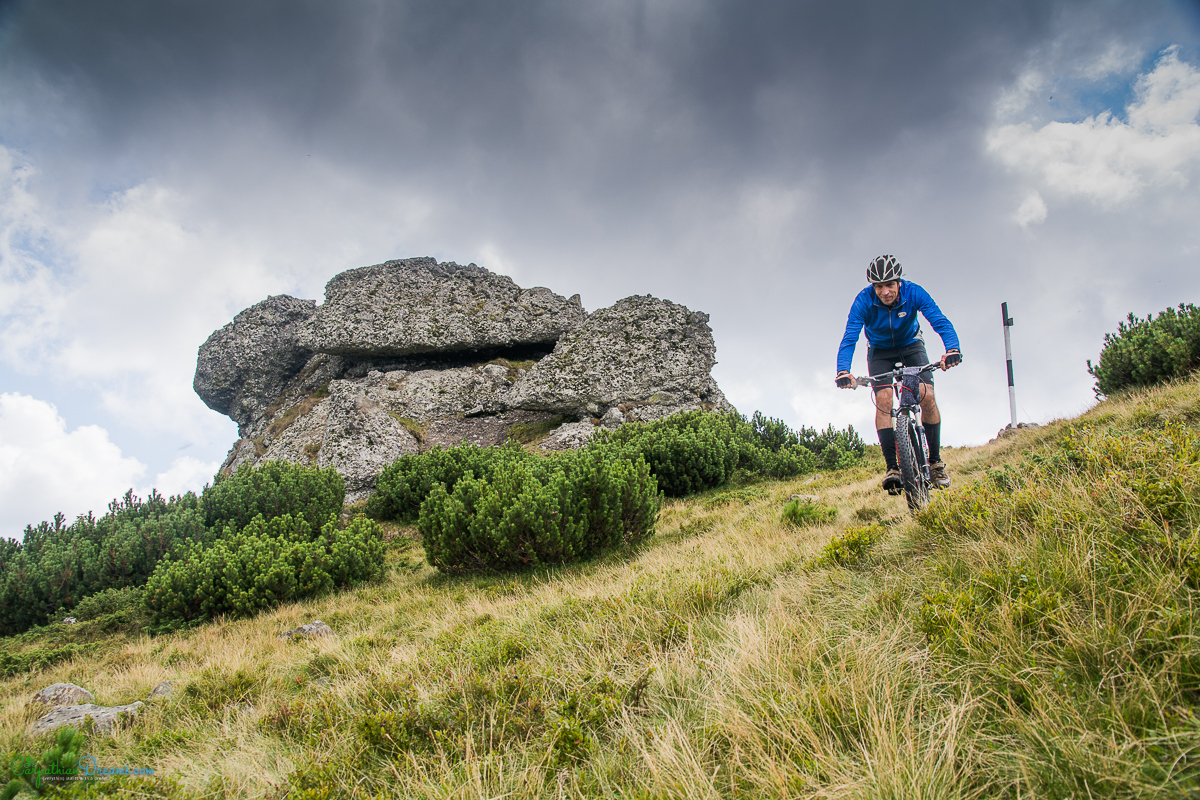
[925,422,941,463]
[877,428,897,471]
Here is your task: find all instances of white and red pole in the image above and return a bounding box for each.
[1002,302,1017,428]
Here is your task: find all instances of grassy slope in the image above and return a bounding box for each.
[2,376,1200,798]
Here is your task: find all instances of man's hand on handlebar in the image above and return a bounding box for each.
[939,349,962,370]
[835,370,856,389]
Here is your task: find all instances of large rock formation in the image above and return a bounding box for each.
[297,257,586,357]
[196,258,731,500]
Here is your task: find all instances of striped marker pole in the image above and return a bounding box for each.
[1002,302,1017,428]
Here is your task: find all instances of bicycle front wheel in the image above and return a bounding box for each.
[896,415,930,512]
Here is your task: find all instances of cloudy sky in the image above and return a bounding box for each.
[1,0,1198,538]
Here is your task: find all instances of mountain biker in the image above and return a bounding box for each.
[835,255,962,492]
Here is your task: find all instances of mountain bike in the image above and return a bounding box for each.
[855,362,941,512]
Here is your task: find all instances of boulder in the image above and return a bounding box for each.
[279,620,334,639]
[28,683,94,708]
[194,295,317,426]
[297,258,585,358]
[537,421,598,451]
[29,702,144,735]
[504,295,731,420]
[148,680,176,699]
[992,422,1041,442]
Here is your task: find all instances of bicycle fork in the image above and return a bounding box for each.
[894,409,932,483]
[915,419,931,483]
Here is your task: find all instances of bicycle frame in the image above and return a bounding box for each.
[855,362,939,506]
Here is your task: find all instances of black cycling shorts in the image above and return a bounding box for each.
[867,342,933,392]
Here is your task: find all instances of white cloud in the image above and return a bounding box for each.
[0,146,66,369]
[0,393,145,538]
[0,394,224,540]
[787,369,877,438]
[994,68,1048,119]
[1081,41,1144,81]
[1014,191,1048,227]
[988,47,1200,207]
[150,455,221,498]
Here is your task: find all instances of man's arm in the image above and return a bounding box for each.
[911,283,960,353]
[836,291,869,374]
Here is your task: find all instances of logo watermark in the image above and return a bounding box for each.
[12,754,154,788]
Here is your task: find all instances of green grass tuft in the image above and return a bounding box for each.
[781,496,837,527]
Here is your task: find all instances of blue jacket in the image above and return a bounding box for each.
[836,281,960,373]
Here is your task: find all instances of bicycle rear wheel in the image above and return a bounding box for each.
[896,415,930,511]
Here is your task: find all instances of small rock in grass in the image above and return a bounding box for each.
[278,620,333,640]
[148,680,177,699]
[29,702,144,735]
[28,683,94,709]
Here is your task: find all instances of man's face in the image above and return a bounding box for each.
[873,280,900,305]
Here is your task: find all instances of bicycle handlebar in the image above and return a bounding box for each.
[853,362,941,387]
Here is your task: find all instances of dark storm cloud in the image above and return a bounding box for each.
[0,0,1126,181]
[2,0,1185,297]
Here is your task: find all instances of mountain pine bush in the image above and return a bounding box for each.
[596,410,861,496]
[0,462,354,637]
[145,514,384,624]
[203,460,345,531]
[366,442,532,522]
[594,411,748,496]
[0,491,210,636]
[1088,303,1200,396]
[419,450,659,574]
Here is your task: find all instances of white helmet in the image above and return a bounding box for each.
[867,254,903,284]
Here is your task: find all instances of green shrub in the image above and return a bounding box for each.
[568,446,661,551]
[598,411,862,496]
[419,450,659,574]
[68,586,145,622]
[0,491,210,636]
[62,585,149,635]
[810,524,884,569]
[754,444,819,479]
[1088,303,1200,396]
[203,461,345,532]
[366,442,533,522]
[144,514,384,624]
[781,498,837,528]
[595,411,748,497]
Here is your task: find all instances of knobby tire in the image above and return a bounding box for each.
[896,416,929,512]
